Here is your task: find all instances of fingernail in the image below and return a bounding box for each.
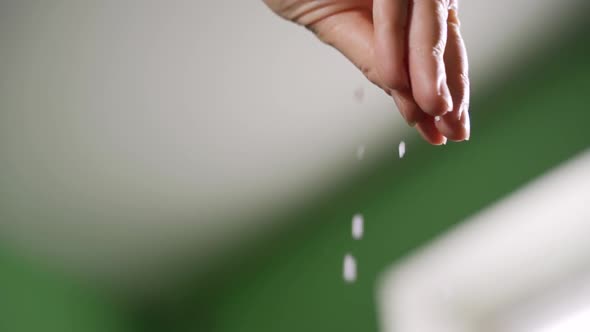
[439,80,454,113]
[443,94,453,113]
[461,110,471,141]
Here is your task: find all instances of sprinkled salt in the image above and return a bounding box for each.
[398,141,406,159]
[353,87,364,103]
[343,254,357,283]
[352,213,364,240]
[356,145,365,161]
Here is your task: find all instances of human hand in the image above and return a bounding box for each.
[263,0,470,144]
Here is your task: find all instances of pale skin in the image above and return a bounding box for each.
[263,0,470,145]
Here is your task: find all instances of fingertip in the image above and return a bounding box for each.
[463,109,471,140]
[413,79,453,117]
[435,108,470,141]
[416,117,447,145]
[440,79,454,113]
[392,89,426,126]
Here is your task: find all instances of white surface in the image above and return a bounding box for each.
[0,0,582,288]
[500,271,590,332]
[533,307,590,332]
[377,149,590,332]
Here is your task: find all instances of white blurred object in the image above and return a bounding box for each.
[377,149,590,332]
[356,145,366,161]
[352,213,364,240]
[343,254,357,283]
[501,271,590,332]
[353,86,365,103]
[533,306,590,332]
[398,141,406,159]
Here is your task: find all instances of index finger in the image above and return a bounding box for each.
[408,0,453,116]
[373,0,410,90]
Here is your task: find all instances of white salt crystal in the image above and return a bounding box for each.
[343,254,357,283]
[356,145,365,161]
[353,87,364,103]
[352,213,364,240]
[398,141,406,159]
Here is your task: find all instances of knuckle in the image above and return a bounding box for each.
[459,73,470,89]
[409,39,446,59]
[434,0,448,16]
[306,17,340,48]
[412,0,449,16]
[308,23,334,47]
[362,66,382,89]
[432,39,446,58]
[379,70,408,90]
[387,78,409,91]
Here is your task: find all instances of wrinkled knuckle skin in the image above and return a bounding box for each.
[380,71,409,91]
[459,73,470,88]
[361,65,384,90]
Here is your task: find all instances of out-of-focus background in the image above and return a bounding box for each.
[1,1,589,331]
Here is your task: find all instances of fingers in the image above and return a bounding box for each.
[392,89,426,126]
[373,0,428,127]
[416,116,447,145]
[309,8,426,128]
[435,6,470,141]
[373,0,410,90]
[408,0,453,117]
[306,2,470,145]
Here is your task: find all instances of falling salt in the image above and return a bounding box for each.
[398,141,406,159]
[356,145,365,160]
[353,87,364,103]
[352,213,364,240]
[343,254,357,283]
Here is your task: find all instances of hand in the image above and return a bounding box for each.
[263,0,470,144]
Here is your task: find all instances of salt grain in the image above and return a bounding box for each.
[356,145,365,160]
[353,87,364,103]
[398,141,406,159]
[352,213,364,240]
[343,254,357,283]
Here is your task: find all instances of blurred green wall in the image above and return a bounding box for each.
[0,250,133,332]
